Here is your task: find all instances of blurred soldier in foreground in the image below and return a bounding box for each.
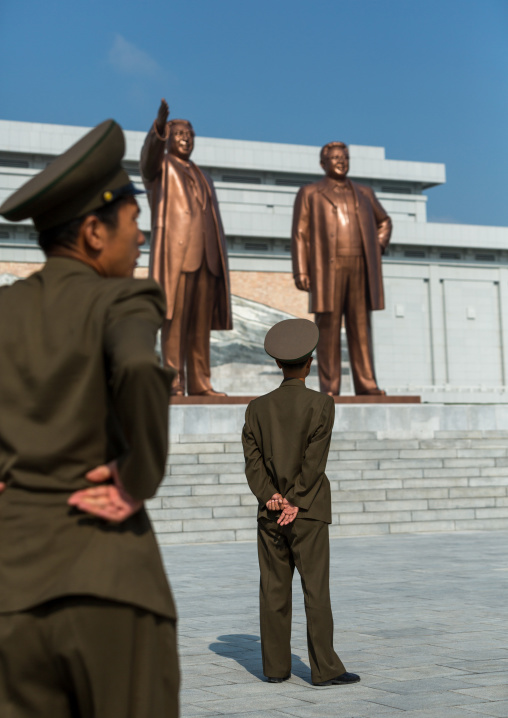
[141,98,232,396]
[242,318,360,687]
[0,121,179,717]
[292,142,392,395]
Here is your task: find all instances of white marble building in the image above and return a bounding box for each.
[1,119,508,400]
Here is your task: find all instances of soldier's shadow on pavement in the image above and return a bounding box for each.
[209,634,312,683]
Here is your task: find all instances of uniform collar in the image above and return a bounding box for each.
[43,256,100,276]
[279,378,307,389]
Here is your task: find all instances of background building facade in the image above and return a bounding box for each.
[2,119,508,399]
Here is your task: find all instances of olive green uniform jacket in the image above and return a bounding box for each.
[0,258,175,619]
[242,379,334,522]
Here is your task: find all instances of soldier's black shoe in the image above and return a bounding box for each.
[313,672,360,686]
[266,675,290,683]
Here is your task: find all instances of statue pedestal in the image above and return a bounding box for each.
[170,395,421,405]
[150,402,508,545]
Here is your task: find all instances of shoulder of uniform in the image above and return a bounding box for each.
[104,276,166,317]
[115,276,165,298]
[303,385,334,408]
[248,386,281,411]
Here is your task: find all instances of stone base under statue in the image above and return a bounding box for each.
[170,394,421,405]
[148,402,508,546]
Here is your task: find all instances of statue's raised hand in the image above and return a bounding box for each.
[156,98,170,135]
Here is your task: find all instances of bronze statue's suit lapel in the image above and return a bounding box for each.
[168,154,192,180]
[316,178,338,208]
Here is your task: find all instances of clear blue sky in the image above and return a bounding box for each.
[1,0,507,226]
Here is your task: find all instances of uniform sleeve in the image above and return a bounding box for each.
[104,281,175,500]
[291,187,311,279]
[284,396,335,510]
[242,404,278,505]
[140,121,168,187]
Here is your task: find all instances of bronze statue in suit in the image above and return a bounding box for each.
[242,319,359,687]
[140,99,232,396]
[292,142,392,395]
[0,121,179,717]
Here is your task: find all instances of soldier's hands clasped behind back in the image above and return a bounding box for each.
[68,461,143,523]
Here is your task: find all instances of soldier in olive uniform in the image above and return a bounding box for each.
[0,121,179,717]
[242,319,360,687]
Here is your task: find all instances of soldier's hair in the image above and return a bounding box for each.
[320,141,349,164]
[279,358,310,371]
[168,119,195,137]
[38,196,132,255]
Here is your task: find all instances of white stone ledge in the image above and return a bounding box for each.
[168,404,508,438]
[149,404,508,544]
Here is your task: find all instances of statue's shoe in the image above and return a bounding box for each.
[192,389,227,397]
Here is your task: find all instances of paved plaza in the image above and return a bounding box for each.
[161,530,508,718]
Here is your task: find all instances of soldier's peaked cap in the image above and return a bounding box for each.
[0,119,143,232]
[264,318,319,363]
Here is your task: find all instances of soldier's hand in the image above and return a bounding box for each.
[67,461,143,523]
[156,98,170,135]
[295,274,310,292]
[0,482,5,495]
[277,498,299,525]
[266,493,283,511]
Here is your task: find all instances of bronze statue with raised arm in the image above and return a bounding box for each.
[291,142,392,396]
[140,99,232,396]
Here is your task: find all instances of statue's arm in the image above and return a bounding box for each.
[369,188,392,253]
[140,99,170,184]
[291,187,311,291]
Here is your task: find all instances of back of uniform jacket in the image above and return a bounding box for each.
[0,257,175,617]
[242,378,334,523]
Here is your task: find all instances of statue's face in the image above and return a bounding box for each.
[168,122,194,160]
[322,147,349,180]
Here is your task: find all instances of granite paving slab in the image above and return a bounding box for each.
[161,531,508,717]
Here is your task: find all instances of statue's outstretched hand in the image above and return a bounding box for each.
[295,274,310,292]
[68,461,143,523]
[156,98,170,135]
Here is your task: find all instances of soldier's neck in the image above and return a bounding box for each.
[282,374,306,383]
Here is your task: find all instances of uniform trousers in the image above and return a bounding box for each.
[257,517,345,684]
[315,256,379,395]
[161,261,219,395]
[0,596,179,718]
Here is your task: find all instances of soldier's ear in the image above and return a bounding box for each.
[81,215,107,252]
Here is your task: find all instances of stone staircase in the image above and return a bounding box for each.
[147,429,508,544]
